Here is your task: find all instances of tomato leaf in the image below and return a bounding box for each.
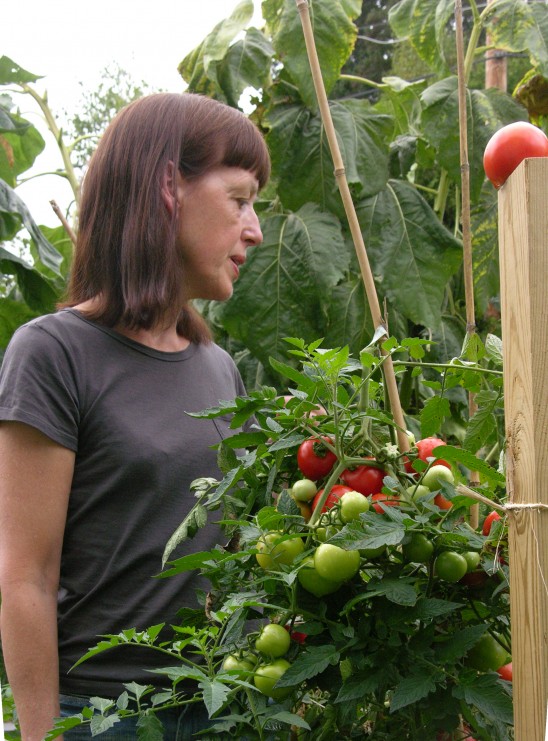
[336,671,384,702]
[136,714,164,741]
[275,645,340,687]
[435,624,487,664]
[420,395,451,438]
[199,678,232,718]
[390,670,439,712]
[435,446,505,486]
[453,671,514,725]
[365,577,418,607]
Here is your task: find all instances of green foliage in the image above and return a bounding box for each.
[47,339,511,739]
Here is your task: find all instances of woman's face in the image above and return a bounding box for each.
[176,166,263,302]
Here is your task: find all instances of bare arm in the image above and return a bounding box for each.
[0,421,75,741]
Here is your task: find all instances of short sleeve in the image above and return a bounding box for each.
[0,322,80,450]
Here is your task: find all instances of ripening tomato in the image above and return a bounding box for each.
[255,531,304,570]
[291,478,317,502]
[497,662,512,682]
[340,460,386,496]
[484,121,548,188]
[312,484,353,514]
[434,493,453,510]
[297,555,342,597]
[416,437,451,469]
[370,492,400,513]
[482,510,502,536]
[339,490,370,522]
[422,464,455,491]
[402,533,434,563]
[297,437,337,480]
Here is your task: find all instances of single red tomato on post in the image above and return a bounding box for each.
[482,510,502,536]
[484,121,548,188]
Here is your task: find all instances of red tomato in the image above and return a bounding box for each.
[482,510,502,536]
[484,121,548,188]
[434,492,452,510]
[370,492,399,514]
[297,437,337,480]
[416,437,450,469]
[312,484,352,513]
[284,625,307,644]
[497,662,512,682]
[341,460,386,496]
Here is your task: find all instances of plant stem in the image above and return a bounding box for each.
[20,83,80,204]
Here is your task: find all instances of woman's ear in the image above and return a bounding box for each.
[161,161,183,216]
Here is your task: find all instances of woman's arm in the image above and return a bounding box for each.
[0,421,75,741]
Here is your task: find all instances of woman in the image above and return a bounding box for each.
[0,93,270,740]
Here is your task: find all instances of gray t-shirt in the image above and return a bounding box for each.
[0,309,245,696]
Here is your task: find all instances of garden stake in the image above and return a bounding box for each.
[455,0,480,528]
[295,0,408,453]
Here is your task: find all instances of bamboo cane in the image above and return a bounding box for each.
[295,0,408,453]
[455,0,480,529]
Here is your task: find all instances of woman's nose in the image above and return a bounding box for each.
[243,209,263,247]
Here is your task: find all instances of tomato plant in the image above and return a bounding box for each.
[297,436,337,480]
[53,340,511,740]
[484,121,548,188]
[340,461,386,496]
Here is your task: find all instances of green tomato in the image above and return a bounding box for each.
[314,543,361,582]
[339,490,370,523]
[255,623,291,658]
[222,653,256,673]
[434,551,468,583]
[466,633,510,672]
[402,533,434,563]
[297,556,342,597]
[422,464,455,491]
[255,531,305,570]
[462,551,481,572]
[406,484,431,502]
[253,658,293,699]
[291,479,318,502]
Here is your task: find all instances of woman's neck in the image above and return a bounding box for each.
[74,300,190,352]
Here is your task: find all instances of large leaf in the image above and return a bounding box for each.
[483,0,548,77]
[0,100,45,183]
[388,0,455,75]
[471,181,500,315]
[269,0,359,110]
[421,79,527,202]
[178,0,255,95]
[216,28,274,107]
[267,100,392,214]
[355,180,462,330]
[217,203,350,366]
[323,273,375,356]
[0,179,63,275]
[0,297,39,349]
[0,56,42,85]
[0,246,59,312]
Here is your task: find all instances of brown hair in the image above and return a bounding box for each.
[62,93,270,343]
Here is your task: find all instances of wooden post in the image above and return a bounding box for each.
[498,157,548,740]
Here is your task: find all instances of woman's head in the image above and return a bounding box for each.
[66,93,271,341]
